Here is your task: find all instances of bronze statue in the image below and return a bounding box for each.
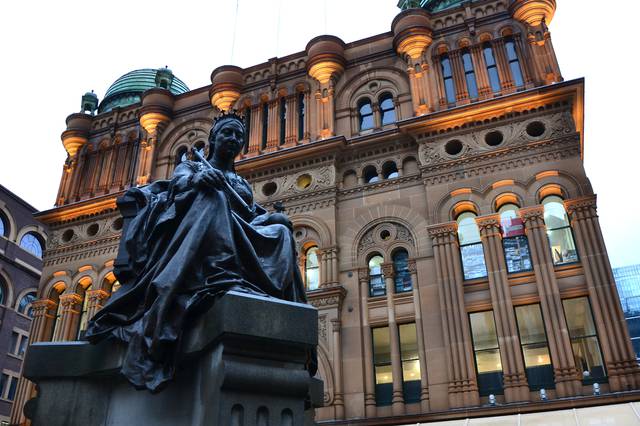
[85,112,311,392]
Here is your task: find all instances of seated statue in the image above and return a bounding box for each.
[85,112,311,392]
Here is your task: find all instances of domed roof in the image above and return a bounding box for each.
[423,0,466,12]
[99,68,189,113]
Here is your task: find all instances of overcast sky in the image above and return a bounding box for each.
[0,1,638,268]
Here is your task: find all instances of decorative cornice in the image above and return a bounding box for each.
[565,195,598,219]
[307,285,347,310]
[427,222,457,239]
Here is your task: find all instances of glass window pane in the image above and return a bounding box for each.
[380,96,394,111]
[522,343,552,368]
[373,327,391,364]
[10,333,18,355]
[20,233,43,258]
[543,196,570,229]
[306,267,319,291]
[7,377,17,400]
[475,349,502,373]
[510,61,524,87]
[360,114,374,131]
[466,73,478,99]
[369,255,385,296]
[460,243,487,280]
[515,305,547,345]
[0,216,5,237]
[441,56,452,77]
[470,311,499,350]
[402,359,421,382]
[572,336,605,379]
[393,250,412,293]
[483,45,496,66]
[547,227,578,265]
[359,102,373,115]
[305,246,320,290]
[457,212,481,244]
[375,364,393,384]
[488,68,501,93]
[381,109,396,126]
[399,323,418,360]
[503,235,532,273]
[444,79,456,104]
[563,297,597,337]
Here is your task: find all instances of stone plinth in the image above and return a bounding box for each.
[22,291,322,426]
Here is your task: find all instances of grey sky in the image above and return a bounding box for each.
[0,1,637,267]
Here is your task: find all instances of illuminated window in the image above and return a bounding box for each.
[515,304,554,390]
[462,48,478,99]
[110,280,121,296]
[297,92,305,140]
[372,326,392,406]
[305,246,320,291]
[393,249,412,293]
[358,98,374,131]
[379,93,396,126]
[470,310,504,396]
[483,42,501,93]
[499,204,532,273]
[369,254,385,297]
[457,212,487,280]
[20,232,43,258]
[542,195,579,265]
[279,97,287,146]
[17,291,36,317]
[441,53,456,104]
[563,297,606,382]
[505,37,524,87]
[399,323,421,403]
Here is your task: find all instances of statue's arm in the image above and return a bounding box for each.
[170,162,199,193]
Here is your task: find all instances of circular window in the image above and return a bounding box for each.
[87,224,99,237]
[296,174,312,190]
[526,121,546,137]
[112,217,123,231]
[445,140,464,156]
[262,182,277,197]
[485,131,504,147]
[380,230,391,240]
[61,229,74,243]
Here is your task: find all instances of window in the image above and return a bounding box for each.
[10,331,28,358]
[0,372,18,401]
[372,326,392,406]
[382,161,399,179]
[440,54,456,104]
[297,92,305,140]
[243,106,251,154]
[461,48,478,99]
[399,323,421,403]
[483,42,501,93]
[393,249,412,293]
[110,280,122,295]
[515,304,554,390]
[358,98,374,131]
[499,204,532,273]
[563,297,606,382]
[542,195,579,265]
[261,103,268,149]
[379,93,396,126]
[457,212,487,280]
[20,232,43,258]
[17,291,36,317]
[50,293,63,341]
[77,286,92,339]
[175,146,188,166]
[505,37,524,87]
[0,213,5,237]
[469,311,504,396]
[0,277,5,306]
[305,246,320,291]
[279,97,286,145]
[369,254,385,297]
[363,165,379,184]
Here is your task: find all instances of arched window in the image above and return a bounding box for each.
[0,276,6,306]
[279,97,287,145]
[483,42,501,93]
[461,48,478,99]
[542,195,579,265]
[382,161,399,179]
[17,291,36,317]
[297,92,305,140]
[440,53,456,104]
[379,93,396,126]
[0,212,6,238]
[457,211,487,280]
[50,289,63,341]
[20,232,43,258]
[369,254,385,297]
[305,246,320,291]
[499,204,532,273]
[363,165,379,184]
[243,106,251,154]
[505,36,524,87]
[393,249,412,293]
[358,98,374,131]
[175,146,188,167]
[261,102,269,149]
[110,280,122,297]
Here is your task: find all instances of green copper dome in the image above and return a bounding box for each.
[99,68,189,113]
[398,0,467,12]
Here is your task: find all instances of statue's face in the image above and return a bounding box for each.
[212,119,244,158]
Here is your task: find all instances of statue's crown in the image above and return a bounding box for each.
[213,109,244,125]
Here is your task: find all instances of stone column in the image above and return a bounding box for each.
[86,289,110,321]
[247,104,261,155]
[266,100,279,150]
[476,215,529,402]
[520,206,582,396]
[449,50,469,104]
[492,38,515,93]
[428,223,479,408]
[357,268,377,417]
[526,29,562,85]
[54,293,83,342]
[566,196,640,390]
[381,262,405,416]
[431,55,448,109]
[408,259,429,412]
[331,318,345,420]
[513,33,535,87]
[10,298,57,425]
[470,44,492,99]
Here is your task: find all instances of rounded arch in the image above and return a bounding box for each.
[433,189,484,223]
[96,267,116,291]
[526,171,584,203]
[42,276,68,300]
[334,66,410,111]
[0,269,14,307]
[290,215,333,247]
[71,267,97,294]
[493,192,523,212]
[16,226,47,258]
[0,203,17,240]
[14,287,37,315]
[156,117,214,158]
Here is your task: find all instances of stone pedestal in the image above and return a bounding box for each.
[22,291,323,426]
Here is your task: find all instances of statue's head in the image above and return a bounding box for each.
[208,111,245,160]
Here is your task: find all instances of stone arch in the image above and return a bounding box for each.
[0,202,17,241]
[316,341,335,406]
[290,215,333,247]
[525,170,586,203]
[0,269,14,307]
[14,286,38,314]
[334,66,410,111]
[480,180,529,212]
[41,275,70,300]
[433,188,484,223]
[71,267,97,294]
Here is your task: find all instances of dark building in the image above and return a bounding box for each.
[0,185,46,424]
[614,264,640,359]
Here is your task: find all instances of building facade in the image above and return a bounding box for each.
[614,264,640,360]
[0,185,46,424]
[11,0,640,424]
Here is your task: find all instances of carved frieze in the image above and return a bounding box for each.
[252,165,336,204]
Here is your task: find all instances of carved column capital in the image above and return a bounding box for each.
[59,293,83,307]
[520,205,545,226]
[32,299,57,318]
[475,214,502,237]
[381,262,395,278]
[427,222,458,245]
[407,259,417,274]
[87,289,110,303]
[331,318,342,332]
[357,267,370,282]
[565,195,598,220]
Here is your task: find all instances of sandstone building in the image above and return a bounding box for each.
[11,0,640,424]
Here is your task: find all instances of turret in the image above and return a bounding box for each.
[209,65,244,112]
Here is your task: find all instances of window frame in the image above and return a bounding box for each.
[456,211,488,281]
[461,48,479,99]
[303,245,320,291]
[469,310,504,396]
[482,42,501,93]
[498,203,533,274]
[392,249,412,293]
[368,254,386,297]
[504,36,524,88]
[358,98,374,132]
[372,326,393,406]
[279,97,287,146]
[514,304,555,390]
[378,92,396,126]
[542,195,580,266]
[297,92,305,140]
[261,102,269,149]
[9,329,29,359]
[440,53,456,104]
[399,322,421,403]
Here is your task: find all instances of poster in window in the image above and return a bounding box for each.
[461,243,487,280]
[503,235,532,273]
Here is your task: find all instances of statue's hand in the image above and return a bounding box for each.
[192,168,225,190]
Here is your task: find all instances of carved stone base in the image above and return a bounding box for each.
[23,291,323,426]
